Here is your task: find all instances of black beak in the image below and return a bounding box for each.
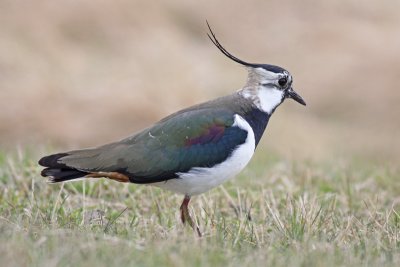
[286,87,306,106]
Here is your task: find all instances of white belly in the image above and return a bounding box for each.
[152,114,256,196]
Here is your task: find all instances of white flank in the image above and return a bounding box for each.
[152,114,255,196]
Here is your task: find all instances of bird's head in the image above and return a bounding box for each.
[207,23,306,114]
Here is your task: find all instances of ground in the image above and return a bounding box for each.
[1,150,398,267]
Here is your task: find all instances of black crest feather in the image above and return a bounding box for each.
[206,21,286,74]
[206,21,255,67]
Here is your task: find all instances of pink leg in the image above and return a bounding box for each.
[179,195,202,237]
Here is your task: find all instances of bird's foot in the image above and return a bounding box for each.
[180,196,202,237]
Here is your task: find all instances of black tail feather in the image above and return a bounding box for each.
[41,167,88,183]
[39,153,88,183]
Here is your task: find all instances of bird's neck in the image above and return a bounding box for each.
[240,107,270,147]
[231,91,271,147]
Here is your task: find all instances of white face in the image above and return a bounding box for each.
[256,86,285,114]
[242,67,292,114]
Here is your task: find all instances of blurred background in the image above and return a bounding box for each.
[0,0,399,163]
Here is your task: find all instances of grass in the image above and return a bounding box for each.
[0,149,399,267]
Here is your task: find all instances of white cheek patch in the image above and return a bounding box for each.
[243,67,288,114]
[257,87,284,114]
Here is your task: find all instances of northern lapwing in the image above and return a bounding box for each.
[39,23,306,236]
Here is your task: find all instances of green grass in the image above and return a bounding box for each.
[0,150,399,267]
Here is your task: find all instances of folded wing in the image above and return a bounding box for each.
[39,108,248,184]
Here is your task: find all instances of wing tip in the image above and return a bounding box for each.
[38,153,70,168]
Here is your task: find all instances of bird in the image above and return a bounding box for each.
[38,23,306,236]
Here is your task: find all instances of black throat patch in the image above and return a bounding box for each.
[242,108,270,147]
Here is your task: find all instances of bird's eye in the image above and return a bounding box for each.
[278,77,287,87]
